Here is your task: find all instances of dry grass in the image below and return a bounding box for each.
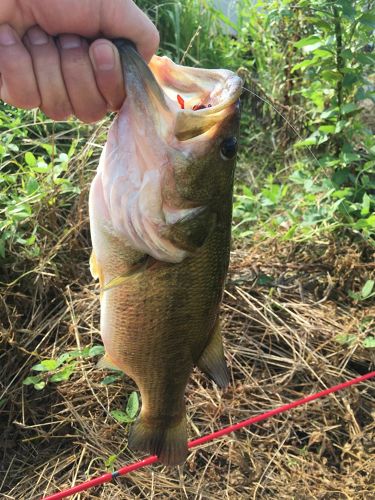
[1,210,374,500]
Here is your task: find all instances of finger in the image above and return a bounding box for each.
[0,24,40,109]
[24,26,72,120]
[100,0,159,62]
[58,34,107,123]
[29,0,159,63]
[89,39,125,111]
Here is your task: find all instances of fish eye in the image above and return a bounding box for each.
[220,137,238,160]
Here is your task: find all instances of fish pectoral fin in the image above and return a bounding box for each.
[97,353,123,372]
[197,319,230,389]
[161,207,216,253]
[101,255,151,293]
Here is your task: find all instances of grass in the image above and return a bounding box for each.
[1,0,375,497]
[1,106,374,497]
[1,234,374,498]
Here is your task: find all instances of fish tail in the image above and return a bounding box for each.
[129,412,188,466]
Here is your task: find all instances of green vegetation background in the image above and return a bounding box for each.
[1,0,374,293]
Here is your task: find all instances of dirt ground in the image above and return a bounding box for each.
[1,225,374,499]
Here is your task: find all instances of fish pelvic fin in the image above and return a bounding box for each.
[129,413,188,466]
[197,319,230,389]
[97,353,123,372]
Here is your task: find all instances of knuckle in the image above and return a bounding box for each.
[4,97,40,109]
[75,107,107,124]
[1,88,40,109]
[42,106,72,121]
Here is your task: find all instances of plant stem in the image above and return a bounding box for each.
[333,6,344,156]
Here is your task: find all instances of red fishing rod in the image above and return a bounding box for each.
[42,370,375,500]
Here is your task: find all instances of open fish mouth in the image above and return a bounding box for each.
[150,54,243,113]
[111,40,243,146]
[93,40,243,263]
[149,54,243,142]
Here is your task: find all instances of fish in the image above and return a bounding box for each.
[89,39,242,466]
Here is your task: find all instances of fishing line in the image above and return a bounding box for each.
[40,54,369,500]
[42,370,375,500]
[241,85,322,168]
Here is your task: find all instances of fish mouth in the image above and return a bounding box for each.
[97,41,243,263]
[113,40,243,145]
[149,55,243,142]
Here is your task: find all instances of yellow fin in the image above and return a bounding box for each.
[89,251,100,280]
[97,353,122,372]
[90,251,105,299]
[101,275,129,292]
[101,256,151,293]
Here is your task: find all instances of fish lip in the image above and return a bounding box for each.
[148,56,243,141]
[149,55,243,111]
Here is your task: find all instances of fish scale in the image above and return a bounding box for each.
[89,39,242,465]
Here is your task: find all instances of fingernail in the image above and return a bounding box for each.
[59,34,81,49]
[0,25,17,46]
[92,43,115,71]
[28,26,49,45]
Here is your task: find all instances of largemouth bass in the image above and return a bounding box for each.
[89,39,242,466]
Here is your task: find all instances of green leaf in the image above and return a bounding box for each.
[361,280,374,299]
[311,48,332,58]
[318,125,335,134]
[126,391,139,420]
[41,143,55,156]
[110,410,133,424]
[321,70,341,83]
[56,350,85,365]
[32,359,58,372]
[334,334,357,346]
[341,0,356,19]
[354,53,375,65]
[49,363,76,382]
[321,107,339,119]
[342,151,361,163]
[342,73,359,88]
[363,336,375,349]
[294,35,320,49]
[24,152,36,167]
[26,178,39,195]
[335,120,346,133]
[101,375,121,385]
[23,375,43,385]
[89,345,105,357]
[361,193,370,216]
[291,58,317,73]
[341,103,360,115]
[34,381,46,390]
[104,454,118,470]
[358,13,375,28]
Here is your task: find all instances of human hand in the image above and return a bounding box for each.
[0,0,159,122]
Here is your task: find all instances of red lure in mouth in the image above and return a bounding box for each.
[177,94,185,109]
[176,94,212,111]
